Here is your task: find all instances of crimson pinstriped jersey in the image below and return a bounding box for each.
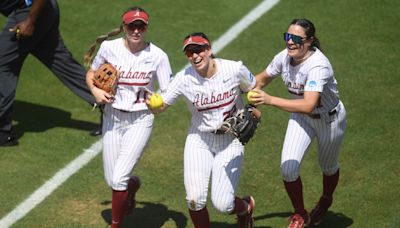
[91,38,172,112]
[266,48,340,114]
[163,58,255,132]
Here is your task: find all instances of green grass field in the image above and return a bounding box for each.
[1,0,399,227]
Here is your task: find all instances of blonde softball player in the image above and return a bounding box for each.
[250,19,346,228]
[148,32,255,228]
[85,7,172,228]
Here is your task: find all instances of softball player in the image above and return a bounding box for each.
[149,32,255,228]
[85,7,172,228]
[251,19,347,228]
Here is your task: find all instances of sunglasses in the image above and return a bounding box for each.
[125,23,147,32]
[184,45,207,57]
[283,32,307,44]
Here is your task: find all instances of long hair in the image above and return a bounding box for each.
[83,7,148,68]
[290,18,321,51]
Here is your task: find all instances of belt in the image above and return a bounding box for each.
[308,109,337,119]
[213,129,226,135]
[114,108,131,113]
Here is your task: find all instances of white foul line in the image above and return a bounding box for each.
[0,141,103,227]
[0,0,279,226]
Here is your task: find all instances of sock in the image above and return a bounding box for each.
[111,190,129,228]
[189,207,210,228]
[284,177,307,216]
[323,169,339,197]
[231,196,247,216]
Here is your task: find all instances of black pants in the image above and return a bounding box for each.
[0,0,95,132]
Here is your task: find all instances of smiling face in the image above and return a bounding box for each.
[184,44,214,76]
[285,24,313,60]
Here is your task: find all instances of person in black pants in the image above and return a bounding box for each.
[0,0,102,147]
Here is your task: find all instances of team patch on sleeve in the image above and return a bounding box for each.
[307,80,317,88]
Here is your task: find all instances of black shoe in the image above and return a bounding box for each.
[90,106,103,136]
[0,132,19,147]
[89,125,102,136]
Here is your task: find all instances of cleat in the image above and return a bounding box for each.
[126,176,141,215]
[237,196,255,228]
[309,196,332,226]
[288,213,310,228]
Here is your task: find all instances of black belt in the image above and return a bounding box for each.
[213,129,226,135]
[114,108,131,113]
[308,109,337,119]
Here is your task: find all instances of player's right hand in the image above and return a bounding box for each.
[91,86,114,104]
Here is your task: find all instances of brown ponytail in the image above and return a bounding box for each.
[83,25,123,68]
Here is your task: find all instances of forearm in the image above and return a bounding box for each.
[86,71,96,92]
[268,96,316,114]
[255,70,274,89]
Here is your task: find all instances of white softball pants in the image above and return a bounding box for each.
[184,128,244,213]
[102,105,154,190]
[281,101,347,182]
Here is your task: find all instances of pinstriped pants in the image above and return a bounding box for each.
[281,101,347,181]
[184,128,244,213]
[102,105,154,190]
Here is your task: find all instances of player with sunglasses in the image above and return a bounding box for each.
[250,19,347,228]
[147,32,256,228]
[84,6,172,228]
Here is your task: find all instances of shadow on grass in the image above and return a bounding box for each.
[101,201,188,228]
[12,100,98,139]
[100,200,272,228]
[311,211,353,227]
[253,210,353,228]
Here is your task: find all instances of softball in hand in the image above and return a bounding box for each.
[148,93,163,109]
[247,91,259,104]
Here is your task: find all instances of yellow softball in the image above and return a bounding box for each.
[149,93,163,109]
[247,90,259,104]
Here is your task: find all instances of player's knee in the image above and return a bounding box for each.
[321,164,340,176]
[281,160,300,182]
[186,197,207,211]
[211,196,234,213]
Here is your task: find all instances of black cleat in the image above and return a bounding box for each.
[89,125,102,136]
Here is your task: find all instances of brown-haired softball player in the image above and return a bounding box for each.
[250,18,347,228]
[84,7,172,227]
[147,32,256,228]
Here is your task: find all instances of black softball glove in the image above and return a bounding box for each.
[216,104,261,145]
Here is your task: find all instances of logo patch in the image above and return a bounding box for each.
[308,80,317,88]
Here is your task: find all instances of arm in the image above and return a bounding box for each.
[9,0,48,37]
[255,69,274,89]
[252,89,320,114]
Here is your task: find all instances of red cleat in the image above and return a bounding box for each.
[237,196,255,228]
[126,176,141,215]
[288,213,310,228]
[309,196,332,226]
